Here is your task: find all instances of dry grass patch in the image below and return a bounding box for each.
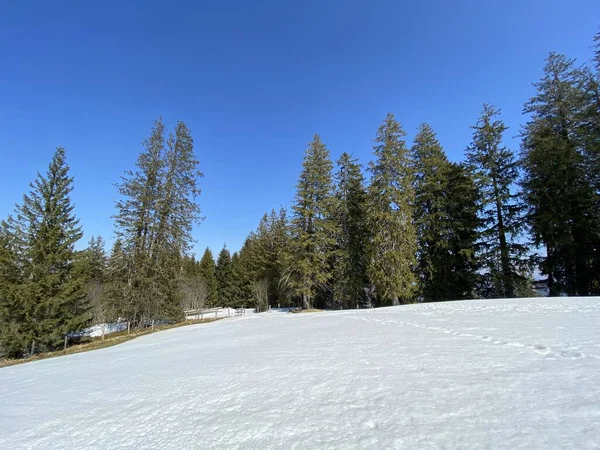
[0,318,221,369]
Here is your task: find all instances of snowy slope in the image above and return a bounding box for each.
[1,298,599,449]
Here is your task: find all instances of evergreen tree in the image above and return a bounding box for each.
[1,148,89,353]
[242,209,291,308]
[112,118,202,323]
[0,219,29,357]
[584,33,600,193]
[586,30,600,292]
[332,152,368,309]
[367,113,417,305]
[103,239,130,321]
[284,135,336,309]
[443,162,482,299]
[521,53,599,295]
[412,124,480,301]
[466,104,530,298]
[198,248,218,307]
[74,236,108,323]
[215,245,235,307]
[230,251,247,307]
[270,208,291,306]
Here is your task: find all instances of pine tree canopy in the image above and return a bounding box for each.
[466,105,530,298]
[412,123,480,302]
[367,113,417,305]
[521,53,600,295]
[284,135,336,309]
[0,148,88,355]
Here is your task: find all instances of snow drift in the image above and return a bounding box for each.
[1,297,599,449]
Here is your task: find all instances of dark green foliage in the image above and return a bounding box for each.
[443,163,482,298]
[241,209,290,308]
[0,219,29,357]
[74,236,108,323]
[367,114,417,305]
[198,247,218,307]
[412,124,480,301]
[230,251,251,307]
[284,135,337,309]
[467,105,530,298]
[102,239,129,321]
[332,153,369,309]
[521,53,600,295]
[216,245,236,307]
[110,118,202,323]
[0,148,88,356]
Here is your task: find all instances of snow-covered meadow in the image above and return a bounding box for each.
[1,297,599,449]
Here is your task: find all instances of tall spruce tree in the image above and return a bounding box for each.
[332,152,368,309]
[103,239,131,321]
[0,219,28,357]
[466,104,529,298]
[230,248,252,307]
[412,124,480,301]
[0,148,88,354]
[587,31,600,292]
[74,236,108,323]
[198,247,218,307]
[284,135,336,309]
[521,53,599,295]
[215,245,235,307]
[112,118,202,323]
[443,162,482,298]
[270,208,290,306]
[367,113,417,305]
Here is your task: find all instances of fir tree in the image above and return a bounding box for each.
[367,113,417,305]
[112,118,202,323]
[284,135,336,309]
[412,124,480,301]
[231,250,254,308]
[466,104,530,298]
[332,152,368,309]
[2,148,89,353]
[198,248,218,307]
[443,162,481,299]
[103,239,130,321]
[521,53,599,295]
[270,208,291,306]
[215,245,235,307]
[0,219,29,357]
[74,236,108,323]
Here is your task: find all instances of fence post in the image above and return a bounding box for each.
[151,319,154,331]
[64,335,68,351]
[102,324,106,340]
[127,321,130,335]
[31,341,35,356]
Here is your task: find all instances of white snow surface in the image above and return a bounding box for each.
[1,297,600,449]
[76,322,128,338]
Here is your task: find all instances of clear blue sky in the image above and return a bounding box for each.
[1,0,598,257]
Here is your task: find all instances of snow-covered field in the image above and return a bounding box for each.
[1,298,599,449]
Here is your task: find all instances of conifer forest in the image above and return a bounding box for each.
[1,31,599,359]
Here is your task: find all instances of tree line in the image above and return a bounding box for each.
[1,31,599,358]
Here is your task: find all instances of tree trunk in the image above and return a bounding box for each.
[302,293,310,310]
[493,178,514,298]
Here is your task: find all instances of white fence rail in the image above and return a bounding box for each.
[184,307,252,320]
